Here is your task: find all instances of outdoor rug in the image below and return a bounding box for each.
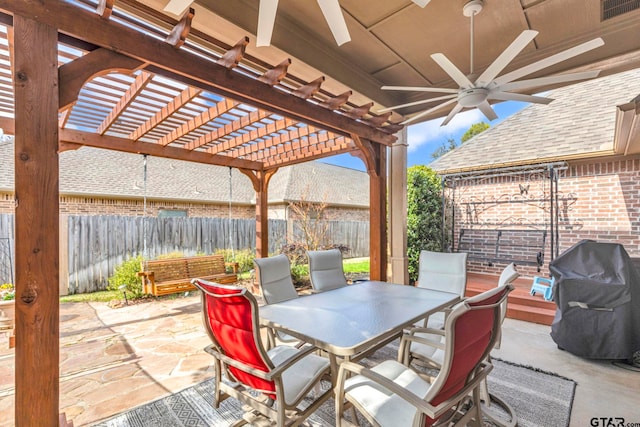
[94,345,576,427]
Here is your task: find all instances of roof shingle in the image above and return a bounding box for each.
[430,68,640,173]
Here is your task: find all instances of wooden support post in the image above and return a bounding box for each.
[369,143,387,281]
[13,15,60,425]
[239,169,278,259]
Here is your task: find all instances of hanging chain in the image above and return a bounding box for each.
[142,154,148,264]
[228,167,235,261]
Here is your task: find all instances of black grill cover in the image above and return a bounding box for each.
[549,240,640,359]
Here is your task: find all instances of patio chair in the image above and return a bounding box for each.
[254,254,301,347]
[335,282,512,427]
[191,278,333,426]
[307,248,348,292]
[415,250,468,329]
[400,267,518,427]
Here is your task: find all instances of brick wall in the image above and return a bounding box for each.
[0,192,368,220]
[447,156,640,278]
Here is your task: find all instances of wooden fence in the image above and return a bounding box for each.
[0,214,370,293]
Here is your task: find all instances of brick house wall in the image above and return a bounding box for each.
[447,155,640,279]
[0,192,369,220]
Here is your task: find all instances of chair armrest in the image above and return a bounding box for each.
[336,361,436,417]
[269,344,333,378]
[205,343,330,381]
[337,361,493,422]
[204,345,273,381]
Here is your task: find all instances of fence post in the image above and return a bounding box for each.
[59,214,69,296]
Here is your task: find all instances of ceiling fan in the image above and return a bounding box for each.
[163,0,430,47]
[380,0,604,126]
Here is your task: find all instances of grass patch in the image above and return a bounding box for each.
[60,290,121,303]
[343,257,369,273]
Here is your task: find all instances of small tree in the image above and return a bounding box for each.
[461,121,489,143]
[288,197,329,251]
[431,121,490,159]
[407,165,445,282]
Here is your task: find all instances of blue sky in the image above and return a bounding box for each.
[319,101,527,171]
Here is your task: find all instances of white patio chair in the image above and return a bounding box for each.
[254,254,301,348]
[336,283,513,427]
[307,248,348,292]
[415,250,468,329]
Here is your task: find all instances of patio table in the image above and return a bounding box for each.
[259,280,460,362]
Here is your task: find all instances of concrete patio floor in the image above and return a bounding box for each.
[0,293,638,426]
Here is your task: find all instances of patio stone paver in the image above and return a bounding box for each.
[0,294,213,426]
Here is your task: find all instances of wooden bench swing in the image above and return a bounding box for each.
[139,255,238,296]
[457,228,547,271]
[135,158,239,296]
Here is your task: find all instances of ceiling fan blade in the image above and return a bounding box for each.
[494,38,605,86]
[381,85,459,94]
[497,70,601,92]
[400,98,458,125]
[475,30,538,86]
[489,91,554,104]
[378,94,458,113]
[317,0,351,46]
[412,0,432,7]
[256,0,279,47]
[431,53,474,89]
[163,0,193,15]
[440,103,464,126]
[477,101,498,122]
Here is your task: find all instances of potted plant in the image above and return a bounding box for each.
[0,283,15,330]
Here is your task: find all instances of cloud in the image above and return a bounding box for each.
[406,108,484,153]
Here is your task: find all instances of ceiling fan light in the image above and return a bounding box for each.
[457,87,488,107]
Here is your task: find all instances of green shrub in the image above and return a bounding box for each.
[216,248,255,273]
[108,255,144,298]
[407,165,447,283]
[290,263,309,288]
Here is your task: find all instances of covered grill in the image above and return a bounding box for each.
[549,240,640,359]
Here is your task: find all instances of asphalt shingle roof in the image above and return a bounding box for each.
[429,68,640,173]
[0,143,369,207]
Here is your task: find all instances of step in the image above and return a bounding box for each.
[466,288,556,325]
[465,272,556,325]
[506,302,556,326]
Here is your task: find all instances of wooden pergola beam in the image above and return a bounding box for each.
[128,86,201,141]
[97,70,153,135]
[250,130,346,161]
[185,109,272,151]
[0,116,263,170]
[165,7,193,48]
[0,0,396,146]
[157,98,239,146]
[208,117,300,155]
[227,124,327,158]
[58,47,146,111]
[263,135,353,168]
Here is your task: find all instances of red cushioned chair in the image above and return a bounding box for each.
[335,283,513,427]
[192,278,333,426]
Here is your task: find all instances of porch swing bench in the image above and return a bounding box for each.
[457,228,547,271]
[138,255,239,296]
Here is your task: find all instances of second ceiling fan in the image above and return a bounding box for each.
[381,0,604,126]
